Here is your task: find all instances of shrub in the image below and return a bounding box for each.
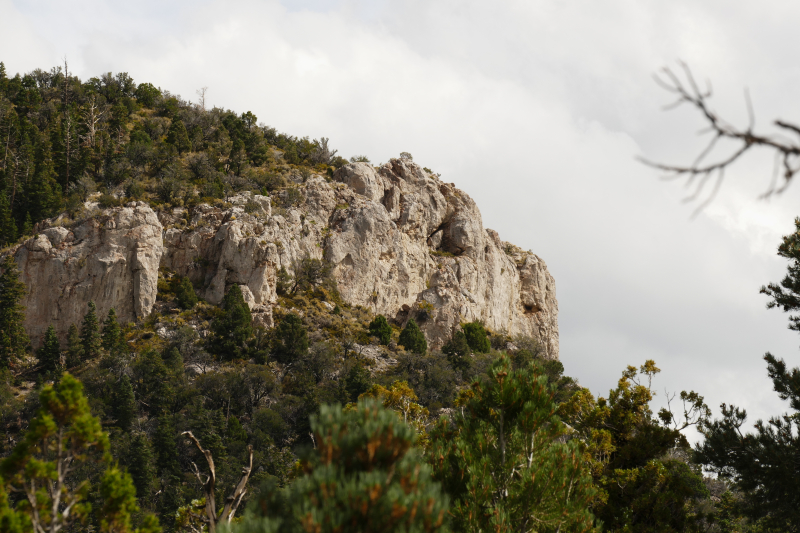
[462,321,490,354]
[271,313,308,365]
[368,314,392,345]
[398,318,427,354]
[174,276,198,309]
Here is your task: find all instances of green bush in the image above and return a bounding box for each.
[462,321,490,353]
[174,276,198,309]
[398,318,427,354]
[368,314,392,345]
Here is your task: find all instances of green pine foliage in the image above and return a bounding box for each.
[112,374,137,431]
[0,193,16,246]
[37,324,62,374]
[66,323,82,368]
[174,276,198,309]
[398,317,427,354]
[462,321,490,353]
[694,218,800,529]
[209,284,253,361]
[368,314,392,345]
[239,400,449,533]
[0,373,159,532]
[0,255,29,369]
[271,312,308,364]
[430,354,598,532]
[80,301,103,362]
[165,119,191,154]
[442,330,471,373]
[127,433,156,499]
[102,307,123,354]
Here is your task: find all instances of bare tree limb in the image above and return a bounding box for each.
[641,61,800,207]
[181,432,254,532]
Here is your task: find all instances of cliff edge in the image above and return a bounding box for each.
[8,159,558,358]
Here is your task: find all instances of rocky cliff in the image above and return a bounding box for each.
[8,159,559,358]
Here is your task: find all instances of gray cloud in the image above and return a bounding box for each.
[5,0,800,438]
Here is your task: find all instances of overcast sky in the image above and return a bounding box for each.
[4,0,800,440]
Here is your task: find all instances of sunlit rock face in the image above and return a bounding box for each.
[12,202,163,344]
[12,159,558,359]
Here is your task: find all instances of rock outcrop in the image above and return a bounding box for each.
[8,159,559,359]
[10,202,163,345]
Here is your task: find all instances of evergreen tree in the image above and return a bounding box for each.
[98,465,161,533]
[209,285,252,361]
[695,217,800,529]
[0,373,159,533]
[0,255,29,369]
[152,415,181,477]
[23,127,62,223]
[275,266,292,296]
[20,213,32,238]
[66,323,82,368]
[80,301,102,362]
[368,314,392,345]
[102,307,123,354]
[342,362,372,403]
[239,400,449,533]
[0,192,17,246]
[165,119,191,154]
[36,324,62,375]
[271,313,308,364]
[174,276,198,309]
[398,318,427,354]
[442,329,471,373]
[462,321,491,353]
[127,433,155,499]
[112,374,136,431]
[430,354,598,532]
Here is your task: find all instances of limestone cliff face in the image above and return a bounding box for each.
[11,203,163,345]
[9,159,558,358]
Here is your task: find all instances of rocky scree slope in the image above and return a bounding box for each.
[8,159,559,357]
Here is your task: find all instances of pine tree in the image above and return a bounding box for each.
[368,314,392,345]
[101,307,122,354]
[112,374,136,431]
[240,400,449,532]
[398,318,427,354]
[37,324,62,374]
[0,373,160,533]
[271,312,308,364]
[442,330,471,373]
[66,323,82,368]
[152,415,181,477]
[165,120,191,154]
[27,127,62,222]
[174,276,198,309]
[0,192,17,246]
[462,321,491,353]
[209,285,252,361]
[0,255,30,369]
[430,354,598,532]
[127,433,155,499]
[80,301,102,362]
[20,213,32,238]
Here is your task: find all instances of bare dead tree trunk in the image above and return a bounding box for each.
[182,431,254,533]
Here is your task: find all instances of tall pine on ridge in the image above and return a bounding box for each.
[0,255,29,369]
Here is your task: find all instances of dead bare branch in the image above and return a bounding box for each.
[642,62,800,207]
